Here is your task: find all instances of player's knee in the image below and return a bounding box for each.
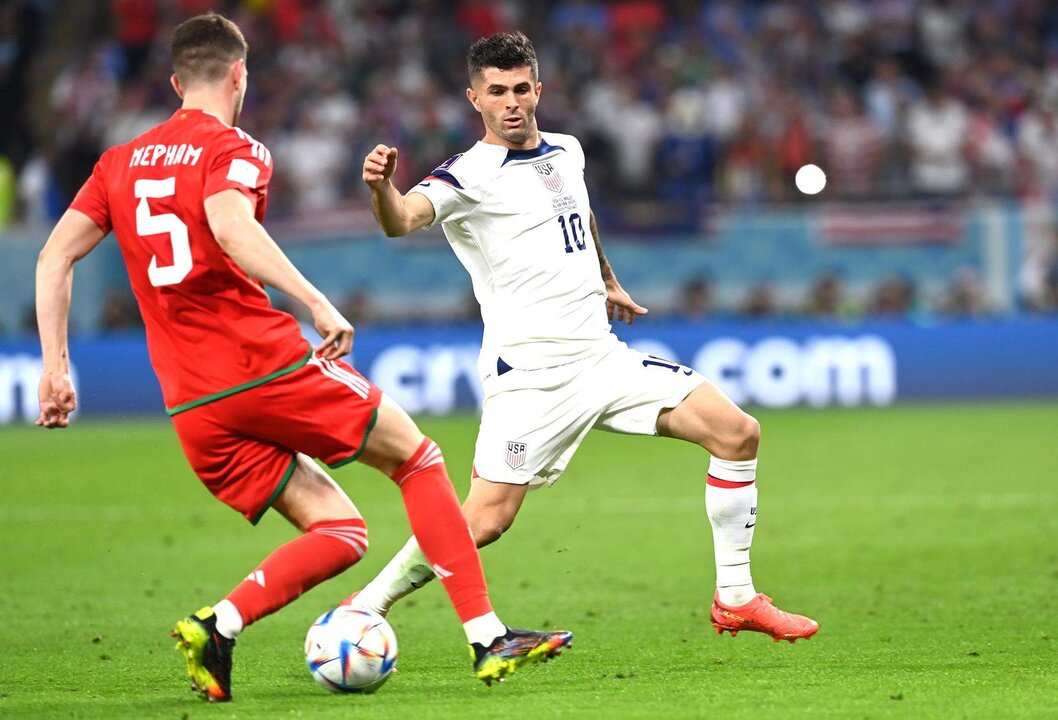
[732,413,761,458]
[713,413,759,459]
[308,517,369,566]
[469,514,513,547]
[389,438,443,488]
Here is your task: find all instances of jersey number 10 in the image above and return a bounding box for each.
[135,177,192,287]
[557,213,587,254]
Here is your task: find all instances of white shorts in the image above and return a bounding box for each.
[473,342,705,487]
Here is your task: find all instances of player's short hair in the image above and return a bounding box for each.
[467,31,538,84]
[170,12,248,86]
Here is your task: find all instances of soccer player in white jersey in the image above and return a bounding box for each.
[351,32,818,642]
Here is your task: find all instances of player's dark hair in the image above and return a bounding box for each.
[170,12,248,86]
[467,31,538,84]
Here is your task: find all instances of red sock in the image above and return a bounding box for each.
[226,518,367,627]
[391,438,492,622]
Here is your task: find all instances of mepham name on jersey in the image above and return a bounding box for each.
[129,144,203,168]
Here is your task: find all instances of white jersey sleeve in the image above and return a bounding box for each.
[409,153,484,227]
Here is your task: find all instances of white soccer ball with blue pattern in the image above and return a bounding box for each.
[305,606,398,693]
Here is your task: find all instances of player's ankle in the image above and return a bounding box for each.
[717,586,756,607]
[463,611,506,646]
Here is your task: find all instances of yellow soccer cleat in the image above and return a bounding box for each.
[471,627,573,686]
[171,606,235,702]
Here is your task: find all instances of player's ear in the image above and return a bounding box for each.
[231,58,245,89]
[535,81,542,99]
[170,73,184,99]
[466,87,482,112]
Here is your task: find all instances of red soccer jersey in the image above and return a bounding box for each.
[70,109,311,414]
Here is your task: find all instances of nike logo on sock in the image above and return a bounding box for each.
[745,521,756,528]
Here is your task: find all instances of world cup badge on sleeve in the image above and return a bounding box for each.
[505,441,527,469]
[533,161,564,193]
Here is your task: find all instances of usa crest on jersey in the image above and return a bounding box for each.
[505,441,527,469]
[533,161,563,193]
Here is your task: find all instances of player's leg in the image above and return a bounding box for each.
[355,394,570,679]
[211,455,368,638]
[656,379,818,641]
[173,454,368,701]
[351,476,528,616]
[349,360,594,620]
[657,380,760,606]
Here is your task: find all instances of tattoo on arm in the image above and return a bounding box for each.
[589,213,614,282]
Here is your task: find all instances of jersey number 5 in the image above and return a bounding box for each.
[135,177,192,287]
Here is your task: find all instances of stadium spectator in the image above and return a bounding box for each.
[936,267,989,316]
[337,289,376,326]
[674,276,714,321]
[869,274,917,316]
[99,289,143,332]
[916,0,967,71]
[109,0,160,81]
[823,87,886,199]
[739,282,779,318]
[906,77,971,197]
[271,109,351,213]
[1017,97,1058,198]
[967,92,1017,196]
[771,94,817,201]
[802,272,852,319]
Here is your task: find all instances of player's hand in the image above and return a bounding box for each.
[363,145,398,189]
[311,302,355,360]
[606,281,648,325]
[36,371,76,429]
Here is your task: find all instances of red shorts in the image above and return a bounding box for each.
[170,356,382,524]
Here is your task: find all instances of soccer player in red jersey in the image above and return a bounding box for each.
[34,13,570,702]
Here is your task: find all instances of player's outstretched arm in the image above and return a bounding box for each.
[362,144,435,237]
[35,209,107,428]
[589,211,648,325]
[204,189,352,359]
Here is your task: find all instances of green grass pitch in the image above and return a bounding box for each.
[1,402,1057,718]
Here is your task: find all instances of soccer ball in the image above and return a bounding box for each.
[305,606,398,693]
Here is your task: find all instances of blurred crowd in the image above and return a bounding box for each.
[2,0,1058,324]
[9,263,1004,336]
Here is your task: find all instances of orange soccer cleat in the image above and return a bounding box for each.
[710,593,819,643]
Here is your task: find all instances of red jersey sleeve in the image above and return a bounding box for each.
[203,128,273,215]
[69,159,113,234]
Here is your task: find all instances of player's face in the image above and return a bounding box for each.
[467,66,541,149]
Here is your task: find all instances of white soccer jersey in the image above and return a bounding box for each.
[412,132,616,373]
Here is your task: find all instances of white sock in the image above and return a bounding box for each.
[354,537,437,616]
[212,599,244,639]
[355,537,507,646]
[706,456,758,607]
[463,612,506,647]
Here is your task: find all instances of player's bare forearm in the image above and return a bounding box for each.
[370,180,414,237]
[36,252,73,374]
[589,211,647,324]
[205,191,323,308]
[215,215,331,315]
[36,210,106,373]
[205,190,353,358]
[589,211,615,284]
[36,210,105,427]
[363,144,435,236]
